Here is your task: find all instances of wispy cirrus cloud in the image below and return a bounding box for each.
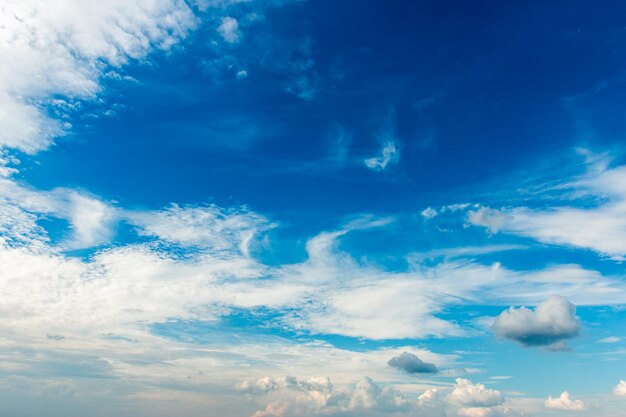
[545,391,587,411]
[467,150,626,259]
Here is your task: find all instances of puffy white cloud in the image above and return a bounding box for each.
[545,391,586,410]
[388,352,437,374]
[217,16,240,43]
[243,375,430,417]
[0,0,198,153]
[615,380,626,397]
[448,378,504,408]
[492,296,581,350]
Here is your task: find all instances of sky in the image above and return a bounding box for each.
[1,0,626,416]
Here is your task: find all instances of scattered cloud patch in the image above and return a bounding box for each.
[615,380,626,397]
[492,296,581,350]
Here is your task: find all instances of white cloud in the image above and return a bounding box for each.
[63,191,117,249]
[598,337,621,344]
[448,378,504,408]
[0,174,624,416]
[467,156,626,259]
[217,16,240,43]
[545,391,586,410]
[126,204,272,256]
[242,375,415,416]
[421,206,438,219]
[0,151,19,177]
[0,0,198,154]
[0,178,116,249]
[364,141,399,171]
[615,380,626,397]
[492,296,581,350]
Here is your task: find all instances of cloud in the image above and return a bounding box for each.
[126,204,273,255]
[545,391,586,410]
[242,375,415,416]
[388,352,438,374]
[243,375,525,417]
[421,207,438,219]
[598,337,621,344]
[364,141,399,171]
[467,154,626,259]
[615,380,626,397]
[0,0,198,154]
[0,178,116,249]
[363,113,401,172]
[217,16,240,43]
[492,296,581,350]
[448,378,504,408]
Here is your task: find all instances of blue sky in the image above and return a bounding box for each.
[1,1,626,416]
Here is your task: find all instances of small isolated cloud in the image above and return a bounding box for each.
[598,336,621,344]
[217,16,240,43]
[421,207,438,219]
[364,141,399,171]
[492,296,581,350]
[615,380,626,397]
[387,352,437,374]
[448,378,504,408]
[545,391,586,410]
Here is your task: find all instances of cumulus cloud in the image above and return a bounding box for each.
[448,378,504,408]
[545,391,586,410]
[242,375,414,416]
[242,375,526,417]
[615,380,626,397]
[492,296,581,350]
[388,352,437,374]
[0,0,198,154]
